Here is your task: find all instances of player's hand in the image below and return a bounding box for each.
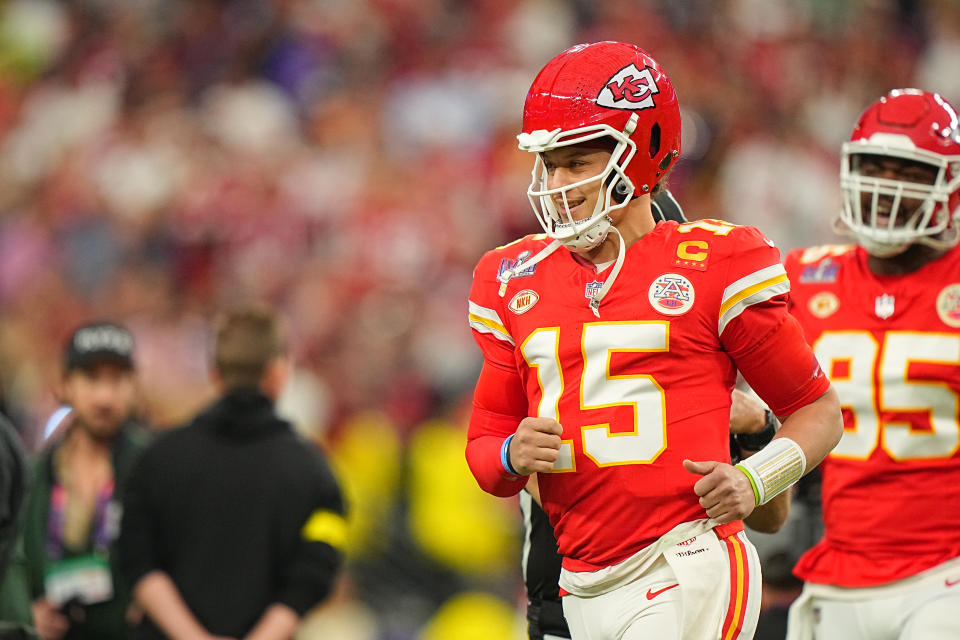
[682,459,756,523]
[729,389,767,435]
[31,598,69,640]
[510,417,563,475]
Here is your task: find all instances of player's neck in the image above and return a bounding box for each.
[866,243,949,276]
[575,198,656,265]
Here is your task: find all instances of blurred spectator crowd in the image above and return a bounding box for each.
[0,1,958,638]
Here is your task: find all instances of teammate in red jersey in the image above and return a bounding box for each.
[465,41,843,640]
[785,89,960,640]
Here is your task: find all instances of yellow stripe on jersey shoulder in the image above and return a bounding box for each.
[468,312,509,336]
[719,272,789,318]
[301,509,348,549]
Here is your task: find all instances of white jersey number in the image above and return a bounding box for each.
[814,331,960,460]
[520,322,668,472]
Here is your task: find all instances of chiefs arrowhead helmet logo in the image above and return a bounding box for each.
[597,64,660,110]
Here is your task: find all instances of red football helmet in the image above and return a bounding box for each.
[517,41,681,250]
[839,89,960,256]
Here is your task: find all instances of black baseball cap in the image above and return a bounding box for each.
[64,322,135,372]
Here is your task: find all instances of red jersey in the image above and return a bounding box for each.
[467,220,828,572]
[786,244,960,587]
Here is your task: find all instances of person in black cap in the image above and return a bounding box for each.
[0,321,149,640]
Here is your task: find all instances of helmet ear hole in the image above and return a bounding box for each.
[648,123,661,159]
[612,179,631,204]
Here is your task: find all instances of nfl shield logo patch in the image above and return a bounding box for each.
[875,294,895,319]
[585,281,603,299]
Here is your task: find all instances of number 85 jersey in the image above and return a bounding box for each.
[787,244,960,587]
[466,220,829,572]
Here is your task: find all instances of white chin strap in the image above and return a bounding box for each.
[498,225,627,318]
[586,225,627,317]
[556,214,612,251]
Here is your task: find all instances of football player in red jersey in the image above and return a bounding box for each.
[465,41,843,640]
[785,89,960,640]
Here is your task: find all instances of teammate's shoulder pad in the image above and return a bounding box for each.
[791,244,856,265]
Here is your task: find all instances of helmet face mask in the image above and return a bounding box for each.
[518,42,681,250]
[523,124,637,250]
[837,89,960,256]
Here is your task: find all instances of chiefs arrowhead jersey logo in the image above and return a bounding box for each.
[597,64,660,110]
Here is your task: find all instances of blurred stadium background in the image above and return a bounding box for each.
[0,0,957,638]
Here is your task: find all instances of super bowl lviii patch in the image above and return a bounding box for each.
[498,250,537,279]
[649,273,694,316]
[799,258,839,283]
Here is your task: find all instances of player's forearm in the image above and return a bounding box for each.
[743,486,790,533]
[734,386,840,510]
[775,385,843,472]
[134,571,210,640]
[465,434,528,496]
[244,604,299,640]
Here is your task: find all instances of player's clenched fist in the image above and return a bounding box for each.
[682,459,756,524]
[509,417,564,475]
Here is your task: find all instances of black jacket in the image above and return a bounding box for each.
[119,389,345,639]
[0,413,28,582]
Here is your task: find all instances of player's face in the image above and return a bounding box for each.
[853,153,939,226]
[541,145,613,223]
[62,363,137,441]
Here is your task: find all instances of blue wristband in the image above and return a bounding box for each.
[501,434,520,475]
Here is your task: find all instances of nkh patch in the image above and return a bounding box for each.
[508,289,539,315]
[498,250,537,279]
[596,63,660,110]
[585,280,603,299]
[649,273,694,315]
[937,283,960,328]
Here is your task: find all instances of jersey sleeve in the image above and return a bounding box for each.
[465,250,529,497]
[717,227,829,416]
[782,248,803,314]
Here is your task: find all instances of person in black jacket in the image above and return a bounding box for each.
[0,412,28,583]
[119,306,346,640]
